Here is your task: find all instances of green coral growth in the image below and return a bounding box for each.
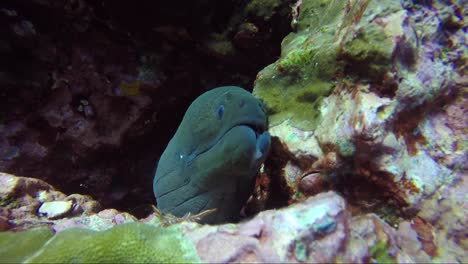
[0,222,200,263]
[369,240,395,264]
[255,76,334,129]
[253,0,399,130]
[342,23,393,79]
[253,0,349,130]
[0,227,54,263]
[29,222,199,263]
[277,0,346,80]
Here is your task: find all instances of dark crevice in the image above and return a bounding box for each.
[0,0,293,217]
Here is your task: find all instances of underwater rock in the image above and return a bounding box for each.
[415,174,468,263]
[253,0,403,130]
[299,172,326,195]
[1,173,466,262]
[251,0,466,261]
[0,24,158,211]
[255,0,466,221]
[0,0,466,262]
[37,201,73,220]
[187,191,452,263]
[0,172,101,231]
[50,209,137,233]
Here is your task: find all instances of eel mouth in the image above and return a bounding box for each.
[240,122,266,136]
[224,119,267,141]
[194,120,266,159]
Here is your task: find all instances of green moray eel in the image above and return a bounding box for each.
[153,86,271,224]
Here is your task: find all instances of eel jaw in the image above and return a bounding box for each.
[254,131,271,160]
[192,120,267,159]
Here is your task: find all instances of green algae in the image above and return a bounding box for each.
[278,0,346,81]
[255,75,334,129]
[253,0,399,130]
[253,0,349,130]
[0,227,54,263]
[0,222,200,263]
[342,23,394,79]
[369,240,395,263]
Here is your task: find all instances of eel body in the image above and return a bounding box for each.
[153,86,270,224]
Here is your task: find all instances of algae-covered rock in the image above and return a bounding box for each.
[251,0,466,261]
[0,227,53,263]
[0,172,102,231]
[253,0,348,130]
[0,222,200,263]
[341,1,404,79]
[253,0,402,130]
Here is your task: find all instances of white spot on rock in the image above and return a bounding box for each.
[38,200,73,219]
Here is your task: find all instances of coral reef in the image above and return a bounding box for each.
[4,172,465,263]
[0,165,468,263]
[253,0,404,130]
[0,222,199,263]
[0,0,466,263]
[250,0,467,261]
[254,1,466,208]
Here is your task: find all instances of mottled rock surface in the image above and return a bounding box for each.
[251,0,467,262]
[2,173,466,262]
[0,0,466,263]
[0,172,101,231]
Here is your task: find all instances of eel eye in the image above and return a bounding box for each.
[216,104,224,120]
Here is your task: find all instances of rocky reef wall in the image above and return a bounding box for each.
[0,0,466,263]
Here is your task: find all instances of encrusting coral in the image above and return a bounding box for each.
[0,222,200,263]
